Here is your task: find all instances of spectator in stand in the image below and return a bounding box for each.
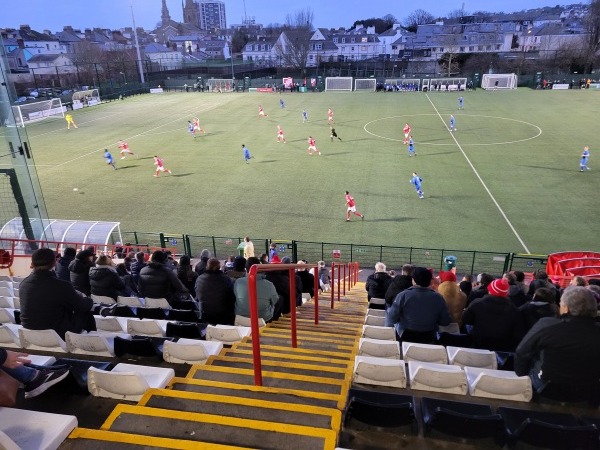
[1,349,70,400]
[55,247,76,282]
[89,255,126,301]
[259,253,269,265]
[20,248,96,339]
[317,261,331,293]
[437,271,467,324]
[123,253,134,273]
[467,273,494,306]
[138,250,189,304]
[515,286,600,405]
[385,267,452,340]
[68,248,95,295]
[385,264,414,307]
[519,287,559,332]
[504,272,528,308]
[194,249,211,275]
[266,256,301,313]
[462,278,526,351]
[588,278,600,287]
[234,257,280,322]
[195,258,236,325]
[366,262,392,301]
[269,243,279,263]
[527,270,557,299]
[176,255,198,295]
[226,256,247,281]
[223,256,235,273]
[243,236,255,259]
[570,276,587,287]
[130,252,147,289]
[513,270,527,294]
[459,274,473,298]
[296,260,315,298]
[115,262,138,296]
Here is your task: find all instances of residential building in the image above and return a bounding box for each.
[144,42,182,70]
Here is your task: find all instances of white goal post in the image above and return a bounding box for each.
[11,98,65,127]
[206,79,235,92]
[325,77,353,91]
[481,73,518,90]
[354,78,376,91]
[429,78,467,91]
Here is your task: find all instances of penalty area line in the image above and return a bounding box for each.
[424,93,531,254]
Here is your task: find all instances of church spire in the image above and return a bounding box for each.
[161,0,171,25]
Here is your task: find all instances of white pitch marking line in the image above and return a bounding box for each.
[425,93,531,254]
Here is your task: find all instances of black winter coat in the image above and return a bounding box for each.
[89,266,126,300]
[55,256,74,282]
[195,269,235,325]
[68,258,94,295]
[365,272,392,300]
[138,262,188,302]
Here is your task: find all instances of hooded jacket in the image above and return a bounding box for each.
[138,262,188,302]
[89,264,126,300]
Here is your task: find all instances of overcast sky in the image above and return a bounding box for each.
[2,0,565,32]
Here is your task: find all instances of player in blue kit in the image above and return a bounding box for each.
[103,149,117,170]
[408,136,416,156]
[242,144,252,163]
[302,109,308,123]
[580,146,590,171]
[280,98,285,109]
[458,96,464,109]
[449,115,456,132]
[410,172,424,199]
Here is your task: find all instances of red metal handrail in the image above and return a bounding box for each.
[247,262,319,386]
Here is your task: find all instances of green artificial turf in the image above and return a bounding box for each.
[17,88,599,254]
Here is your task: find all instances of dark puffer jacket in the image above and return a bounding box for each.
[366,271,392,300]
[68,256,94,295]
[138,262,188,303]
[55,255,75,282]
[195,269,235,325]
[89,265,126,300]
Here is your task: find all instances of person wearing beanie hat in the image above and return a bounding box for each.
[226,256,247,281]
[19,248,95,340]
[462,277,526,351]
[386,266,452,342]
[438,271,467,324]
[488,278,510,297]
[138,250,189,304]
[194,249,212,276]
[67,248,96,295]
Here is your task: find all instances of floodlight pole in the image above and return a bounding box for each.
[130,1,145,84]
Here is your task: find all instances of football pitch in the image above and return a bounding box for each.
[11,87,600,254]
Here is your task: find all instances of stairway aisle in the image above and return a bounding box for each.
[64,283,368,450]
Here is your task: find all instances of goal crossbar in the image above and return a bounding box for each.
[206,79,234,92]
[481,73,517,90]
[11,98,64,127]
[325,77,353,91]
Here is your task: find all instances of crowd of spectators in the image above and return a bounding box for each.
[377,263,600,406]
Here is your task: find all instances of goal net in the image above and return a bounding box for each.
[384,79,421,91]
[206,79,235,92]
[354,78,376,91]
[72,89,100,109]
[481,73,517,90]
[429,78,467,91]
[325,77,353,91]
[11,98,64,127]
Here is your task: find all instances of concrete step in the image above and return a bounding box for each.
[233,342,355,361]
[101,404,338,450]
[168,377,344,409]
[246,335,356,352]
[206,356,350,380]
[221,348,352,369]
[189,364,348,396]
[260,327,360,344]
[139,388,341,430]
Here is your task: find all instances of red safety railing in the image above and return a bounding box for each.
[330,261,360,308]
[247,262,320,386]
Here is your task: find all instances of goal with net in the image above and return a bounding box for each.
[206,79,235,92]
[481,74,518,90]
[325,77,353,91]
[11,98,64,127]
[354,79,376,91]
[72,89,100,109]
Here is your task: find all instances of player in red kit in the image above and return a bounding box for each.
[193,117,205,135]
[153,155,172,177]
[118,140,136,159]
[258,105,268,118]
[403,123,411,145]
[327,108,334,124]
[307,136,320,155]
[345,191,364,221]
[276,125,287,143]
